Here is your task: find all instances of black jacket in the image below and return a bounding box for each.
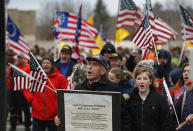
[127,87,173,131]
[55,59,77,77]
[75,78,130,131]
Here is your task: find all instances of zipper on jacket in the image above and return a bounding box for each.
[141,101,144,129]
[43,89,46,120]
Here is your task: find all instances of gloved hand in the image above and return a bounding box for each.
[157,64,165,78]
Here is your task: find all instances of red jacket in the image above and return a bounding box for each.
[24,71,68,121]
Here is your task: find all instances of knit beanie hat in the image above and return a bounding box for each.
[42,55,54,65]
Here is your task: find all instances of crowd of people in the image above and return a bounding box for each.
[5,42,193,131]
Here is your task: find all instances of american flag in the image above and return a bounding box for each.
[173,87,185,104]
[6,16,30,60]
[29,52,47,92]
[117,0,144,29]
[10,64,34,91]
[54,11,98,49]
[146,0,178,45]
[131,15,154,51]
[72,5,83,63]
[163,79,175,112]
[180,5,193,44]
[141,48,151,60]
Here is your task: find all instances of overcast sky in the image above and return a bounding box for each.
[7,0,192,16]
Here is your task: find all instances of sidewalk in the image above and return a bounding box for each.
[6,124,32,131]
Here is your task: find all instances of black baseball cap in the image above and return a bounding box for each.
[110,53,122,60]
[61,45,72,54]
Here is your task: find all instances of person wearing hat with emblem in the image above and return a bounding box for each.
[55,54,130,131]
[109,53,123,68]
[100,42,116,63]
[55,45,77,78]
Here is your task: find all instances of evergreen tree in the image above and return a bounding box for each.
[94,0,110,32]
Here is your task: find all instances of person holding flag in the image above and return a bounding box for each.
[24,55,68,131]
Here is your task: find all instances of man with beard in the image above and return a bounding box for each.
[154,49,174,91]
[109,53,123,68]
[55,45,77,77]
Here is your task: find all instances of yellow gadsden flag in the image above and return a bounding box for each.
[92,34,104,55]
[115,28,130,43]
[86,15,94,25]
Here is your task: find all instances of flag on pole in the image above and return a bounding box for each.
[117,0,144,29]
[146,0,178,45]
[131,15,154,50]
[6,16,30,60]
[72,5,83,63]
[54,11,98,49]
[10,64,34,91]
[163,79,175,111]
[179,5,193,44]
[29,52,47,92]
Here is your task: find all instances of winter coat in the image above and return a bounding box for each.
[119,78,135,94]
[127,87,173,131]
[75,77,130,131]
[24,71,68,121]
[174,89,193,131]
[75,78,119,92]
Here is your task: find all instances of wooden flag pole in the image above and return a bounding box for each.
[176,121,188,130]
[32,78,56,93]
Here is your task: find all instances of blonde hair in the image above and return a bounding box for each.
[109,67,133,84]
[133,62,156,88]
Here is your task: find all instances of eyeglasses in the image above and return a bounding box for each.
[103,50,112,54]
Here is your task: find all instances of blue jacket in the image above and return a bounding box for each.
[174,89,193,131]
[119,78,135,94]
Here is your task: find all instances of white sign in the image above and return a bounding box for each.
[64,93,112,131]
